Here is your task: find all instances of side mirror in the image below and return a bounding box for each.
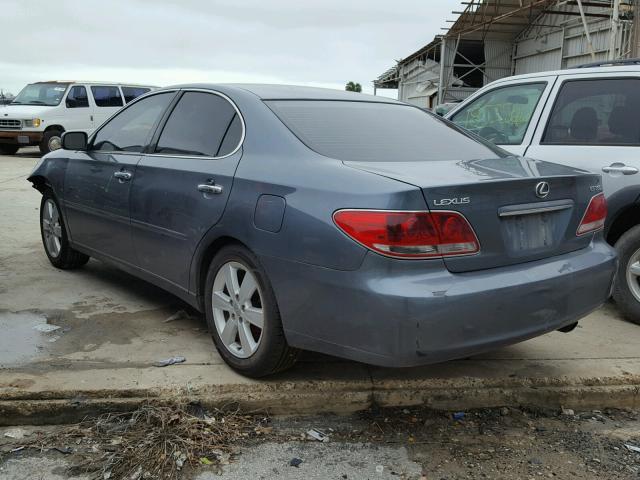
[61,131,88,151]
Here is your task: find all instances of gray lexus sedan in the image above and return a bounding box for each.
[28,84,616,377]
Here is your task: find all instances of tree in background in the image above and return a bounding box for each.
[345,81,362,93]
[0,90,15,105]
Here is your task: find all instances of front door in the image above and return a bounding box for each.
[63,91,176,264]
[63,85,95,133]
[130,90,244,289]
[524,75,640,199]
[447,77,556,157]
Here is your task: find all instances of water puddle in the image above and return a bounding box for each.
[0,311,62,367]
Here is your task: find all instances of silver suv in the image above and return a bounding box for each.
[446,60,640,324]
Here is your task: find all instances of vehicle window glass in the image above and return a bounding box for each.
[156,92,241,157]
[266,100,505,162]
[91,93,173,152]
[217,114,242,157]
[122,87,151,103]
[542,78,640,145]
[65,86,89,108]
[91,86,124,107]
[450,82,546,145]
[11,83,68,106]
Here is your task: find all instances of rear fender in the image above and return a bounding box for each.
[604,185,640,244]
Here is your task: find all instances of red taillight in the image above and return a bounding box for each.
[577,193,607,236]
[333,209,480,259]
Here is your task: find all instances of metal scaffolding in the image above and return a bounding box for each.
[374,0,638,107]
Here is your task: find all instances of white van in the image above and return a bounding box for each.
[0,81,156,155]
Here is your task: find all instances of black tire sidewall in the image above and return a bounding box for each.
[204,245,287,376]
[613,225,640,325]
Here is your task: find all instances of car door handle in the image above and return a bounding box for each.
[113,171,133,181]
[197,183,223,194]
[602,164,638,175]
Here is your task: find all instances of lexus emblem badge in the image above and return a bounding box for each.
[535,181,550,199]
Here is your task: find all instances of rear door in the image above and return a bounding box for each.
[63,91,176,264]
[447,76,556,156]
[525,73,640,198]
[89,85,125,128]
[130,90,244,289]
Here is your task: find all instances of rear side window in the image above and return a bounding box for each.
[122,86,151,103]
[155,91,242,157]
[91,86,124,107]
[450,82,546,145]
[542,78,640,145]
[267,100,504,162]
[91,92,173,152]
[66,86,89,108]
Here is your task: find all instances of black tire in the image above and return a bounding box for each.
[613,225,640,325]
[204,244,299,377]
[40,190,90,269]
[0,144,19,155]
[39,129,63,155]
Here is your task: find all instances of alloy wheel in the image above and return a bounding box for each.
[212,261,264,359]
[626,248,640,303]
[42,199,62,258]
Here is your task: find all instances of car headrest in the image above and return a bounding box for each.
[608,105,637,141]
[570,107,598,141]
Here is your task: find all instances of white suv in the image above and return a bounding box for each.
[0,81,156,155]
[446,60,640,324]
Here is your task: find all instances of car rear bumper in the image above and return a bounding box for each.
[0,130,43,146]
[262,239,617,367]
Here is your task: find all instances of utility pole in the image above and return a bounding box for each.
[608,0,621,60]
[437,37,447,105]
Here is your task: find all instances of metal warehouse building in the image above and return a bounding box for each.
[375,0,640,107]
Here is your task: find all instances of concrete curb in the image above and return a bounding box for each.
[2,370,639,425]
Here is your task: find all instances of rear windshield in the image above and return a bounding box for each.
[266,100,506,162]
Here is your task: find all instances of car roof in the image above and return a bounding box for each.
[490,65,640,84]
[165,83,401,103]
[33,81,157,87]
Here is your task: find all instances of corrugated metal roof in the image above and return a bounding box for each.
[375,0,617,82]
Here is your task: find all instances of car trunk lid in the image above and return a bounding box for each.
[345,156,603,272]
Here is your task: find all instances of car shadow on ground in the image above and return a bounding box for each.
[13,147,41,158]
[58,259,360,367]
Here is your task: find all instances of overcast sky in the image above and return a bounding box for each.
[2,0,459,97]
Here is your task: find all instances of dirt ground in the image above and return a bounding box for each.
[1,406,639,479]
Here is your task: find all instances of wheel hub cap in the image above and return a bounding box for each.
[212,261,264,359]
[48,136,62,151]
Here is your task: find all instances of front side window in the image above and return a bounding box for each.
[11,83,69,106]
[91,92,173,152]
[91,86,124,107]
[155,91,242,157]
[122,86,151,103]
[542,78,640,145]
[451,82,547,145]
[66,86,89,108]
